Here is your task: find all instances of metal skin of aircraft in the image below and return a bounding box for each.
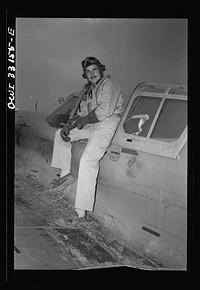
[15,83,187,269]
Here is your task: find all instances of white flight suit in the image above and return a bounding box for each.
[51,75,123,212]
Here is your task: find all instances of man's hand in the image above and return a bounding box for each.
[76,110,99,130]
[60,115,81,142]
[60,125,71,142]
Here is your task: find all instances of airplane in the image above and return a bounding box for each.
[15,82,187,269]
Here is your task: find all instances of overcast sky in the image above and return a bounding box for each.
[16,18,187,113]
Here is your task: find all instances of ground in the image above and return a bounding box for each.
[14,173,159,270]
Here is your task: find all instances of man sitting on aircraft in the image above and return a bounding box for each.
[51,56,124,225]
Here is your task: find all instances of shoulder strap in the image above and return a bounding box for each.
[69,86,91,119]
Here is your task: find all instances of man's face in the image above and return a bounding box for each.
[85,64,102,85]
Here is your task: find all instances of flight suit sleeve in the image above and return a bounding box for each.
[95,79,121,121]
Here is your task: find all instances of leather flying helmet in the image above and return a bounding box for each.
[81,56,106,78]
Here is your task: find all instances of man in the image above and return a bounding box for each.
[51,56,124,225]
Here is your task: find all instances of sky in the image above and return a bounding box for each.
[16,18,187,113]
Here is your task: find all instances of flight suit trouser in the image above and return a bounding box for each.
[51,116,120,212]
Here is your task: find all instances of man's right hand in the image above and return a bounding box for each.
[60,115,81,142]
[60,125,71,142]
